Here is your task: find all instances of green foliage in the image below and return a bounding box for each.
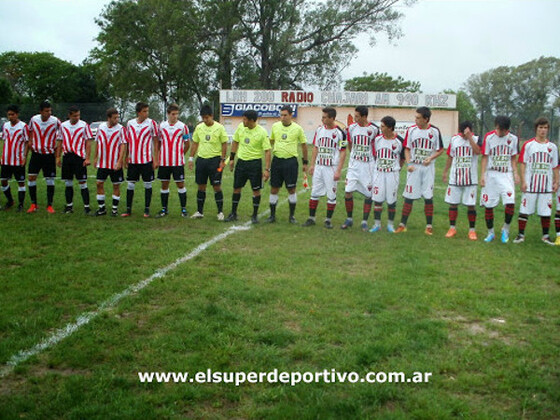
[444,89,477,124]
[345,72,421,92]
[0,78,14,103]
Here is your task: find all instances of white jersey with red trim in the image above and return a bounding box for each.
[403,124,443,165]
[159,120,189,167]
[28,114,61,154]
[373,134,404,173]
[519,138,559,193]
[61,120,93,158]
[312,125,347,167]
[1,121,29,166]
[481,130,518,173]
[447,134,482,186]
[96,122,126,170]
[347,122,378,163]
[126,118,159,164]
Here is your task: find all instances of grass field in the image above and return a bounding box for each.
[0,158,559,419]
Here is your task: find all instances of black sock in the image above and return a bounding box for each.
[401,198,414,225]
[145,187,152,209]
[47,185,54,206]
[215,191,223,213]
[65,186,73,205]
[161,191,169,210]
[252,195,261,217]
[112,196,119,211]
[232,192,241,214]
[270,203,276,217]
[179,191,186,209]
[18,189,25,206]
[289,202,296,217]
[197,190,205,213]
[80,187,90,206]
[29,184,37,204]
[126,188,134,211]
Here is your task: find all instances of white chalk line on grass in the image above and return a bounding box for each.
[0,189,309,379]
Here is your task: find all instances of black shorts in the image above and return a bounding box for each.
[270,156,298,189]
[234,159,262,190]
[61,153,88,181]
[127,162,154,182]
[28,152,56,178]
[97,168,124,184]
[158,166,185,181]
[195,156,223,186]
[0,165,25,182]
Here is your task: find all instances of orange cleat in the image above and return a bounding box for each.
[425,226,433,236]
[394,225,407,234]
[445,227,457,238]
[468,230,478,241]
[26,203,38,213]
[46,205,56,214]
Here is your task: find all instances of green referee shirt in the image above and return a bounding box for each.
[233,123,271,161]
[270,121,306,158]
[192,121,229,159]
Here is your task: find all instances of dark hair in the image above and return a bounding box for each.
[416,106,431,121]
[39,100,51,111]
[7,104,19,114]
[381,116,396,130]
[355,106,368,117]
[459,121,473,133]
[167,103,180,114]
[280,105,293,115]
[534,117,549,131]
[322,107,337,119]
[68,105,80,115]
[106,108,118,118]
[200,104,213,117]
[243,110,258,122]
[494,115,511,131]
[135,102,149,114]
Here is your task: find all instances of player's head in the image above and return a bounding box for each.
[135,102,149,120]
[458,121,473,137]
[354,106,369,126]
[106,107,119,126]
[534,117,549,138]
[68,105,80,123]
[167,103,180,123]
[380,116,396,136]
[39,100,52,119]
[415,106,431,127]
[322,107,337,127]
[280,105,293,126]
[200,104,214,126]
[494,115,510,136]
[242,110,258,128]
[6,104,19,123]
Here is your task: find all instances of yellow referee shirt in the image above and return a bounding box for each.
[233,123,271,161]
[192,121,228,159]
[270,121,307,159]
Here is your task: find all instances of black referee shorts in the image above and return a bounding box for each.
[28,152,56,178]
[61,153,87,181]
[195,156,223,186]
[270,156,299,189]
[158,166,185,181]
[127,162,154,182]
[234,158,262,191]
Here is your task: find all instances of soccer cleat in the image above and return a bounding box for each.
[181,209,189,218]
[468,231,478,241]
[216,212,224,221]
[143,211,150,218]
[46,205,56,214]
[289,216,297,224]
[84,207,91,215]
[425,226,433,236]
[542,236,555,246]
[512,234,525,244]
[16,204,24,212]
[224,213,238,222]
[190,211,204,219]
[302,218,316,227]
[445,227,457,238]
[501,229,509,244]
[111,210,118,217]
[63,205,73,214]
[340,218,353,229]
[265,215,276,223]
[361,221,369,232]
[387,225,395,233]
[94,208,107,217]
[369,225,381,233]
[4,201,14,210]
[251,215,259,224]
[155,209,168,218]
[121,212,131,218]
[394,225,407,234]
[27,203,38,213]
[555,236,560,246]
[324,220,333,229]
[484,232,495,242]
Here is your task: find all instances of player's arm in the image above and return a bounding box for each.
[229,140,238,172]
[55,138,63,168]
[301,142,309,173]
[152,135,159,169]
[93,138,99,167]
[442,155,452,183]
[519,162,527,192]
[116,143,125,171]
[27,125,34,150]
[404,148,415,172]
[84,138,93,166]
[309,145,318,176]
[263,149,271,181]
[220,141,227,171]
[188,141,198,170]
[468,134,482,155]
[511,154,520,184]
[552,166,559,193]
[334,148,346,181]
[479,155,487,187]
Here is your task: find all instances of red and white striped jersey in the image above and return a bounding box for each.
[125,118,159,164]
[95,122,126,170]
[447,134,482,186]
[373,134,404,173]
[519,138,559,193]
[403,125,443,165]
[347,122,379,163]
[28,114,61,154]
[1,121,29,166]
[60,120,93,158]
[481,130,519,173]
[312,125,347,167]
[159,120,189,167]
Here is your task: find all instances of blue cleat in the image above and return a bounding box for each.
[501,229,509,244]
[369,225,381,233]
[387,225,395,233]
[484,232,495,243]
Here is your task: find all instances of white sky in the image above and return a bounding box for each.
[1,0,559,94]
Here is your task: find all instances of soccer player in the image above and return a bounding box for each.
[341,106,379,231]
[441,121,482,240]
[369,116,404,233]
[513,117,559,245]
[479,116,519,243]
[267,105,308,224]
[1,105,29,211]
[188,105,228,220]
[56,105,93,214]
[395,106,444,235]
[302,107,347,229]
[226,110,271,224]
[93,108,126,216]
[122,102,159,218]
[27,100,61,213]
[155,103,189,218]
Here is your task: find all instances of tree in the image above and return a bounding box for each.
[0,78,13,103]
[444,89,477,125]
[344,72,421,92]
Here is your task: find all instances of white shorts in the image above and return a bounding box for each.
[480,171,515,208]
[311,165,337,201]
[520,192,552,217]
[445,185,477,206]
[373,171,400,204]
[403,164,435,200]
[345,160,375,196]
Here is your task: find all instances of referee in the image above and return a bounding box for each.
[266,105,308,224]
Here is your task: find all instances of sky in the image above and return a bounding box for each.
[1,0,559,94]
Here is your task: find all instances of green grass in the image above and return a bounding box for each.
[0,159,559,419]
